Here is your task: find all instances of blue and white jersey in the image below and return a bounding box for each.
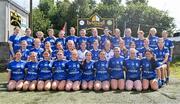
[52,60,67,80]
[100,34,112,49]
[87,36,101,49]
[64,50,72,60]
[24,61,38,81]
[111,36,121,48]
[123,36,135,49]
[141,58,158,80]
[124,58,141,80]
[139,47,153,57]
[148,35,158,49]
[51,50,58,60]
[90,49,101,61]
[164,38,174,62]
[38,60,53,80]
[135,39,144,51]
[7,60,26,81]
[44,36,56,50]
[55,37,66,49]
[94,60,109,81]
[77,36,88,48]
[153,47,169,63]
[20,36,34,50]
[30,48,44,61]
[109,56,125,79]
[20,49,30,61]
[8,34,21,53]
[65,35,78,47]
[66,60,82,81]
[82,61,95,81]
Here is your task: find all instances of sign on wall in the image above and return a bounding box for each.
[77,13,115,36]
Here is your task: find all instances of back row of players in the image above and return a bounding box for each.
[7,26,174,91]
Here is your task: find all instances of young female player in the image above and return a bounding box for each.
[81,51,94,90]
[19,40,30,61]
[7,51,26,91]
[52,50,67,90]
[109,47,125,90]
[148,28,159,49]
[90,40,101,61]
[64,40,76,60]
[124,48,142,91]
[78,41,88,62]
[22,52,38,91]
[37,51,53,91]
[44,29,56,50]
[94,50,110,91]
[153,38,169,86]
[104,40,114,61]
[141,49,159,91]
[65,50,82,91]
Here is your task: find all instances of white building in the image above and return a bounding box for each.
[0,0,29,42]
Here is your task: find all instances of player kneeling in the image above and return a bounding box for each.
[51,50,67,91]
[23,52,38,91]
[65,50,82,91]
[124,48,142,91]
[7,51,26,91]
[81,51,94,90]
[94,50,110,91]
[37,51,53,91]
[109,47,125,90]
[141,50,159,91]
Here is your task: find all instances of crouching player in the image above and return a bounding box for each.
[109,47,125,90]
[94,50,110,91]
[141,49,159,91]
[37,51,53,91]
[7,51,26,91]
[124,48,142,91]
[81,51,94,90]
[65,50,82,91]
[23,52,38,91]
[52,50,67,90]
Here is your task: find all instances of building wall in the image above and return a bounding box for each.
[0,1,6,42]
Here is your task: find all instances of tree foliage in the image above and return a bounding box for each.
[32,0,175,37]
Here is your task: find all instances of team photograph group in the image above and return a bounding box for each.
[7,26,174,92]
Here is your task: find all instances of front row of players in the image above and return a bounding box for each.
[7,46,165,92]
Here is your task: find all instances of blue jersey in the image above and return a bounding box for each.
[51,50,58,60]
[123,36,135,49]
[139,47,153,57]
[20,49,30,61]
[90,49,101,61]
[8,34,21,53]
[141,58,158,80]
[109,56,125,79]
[52,60,67,80]
[82,61,95,81]
[55,37,66,49]
[20,36,34,50]
[24,61,38,81]
[111,36,121,48]
[66,60,82,81]
[135,39,144,51]
[44,36,56,50]
[94,60,109,81]
[30,48,44,61]
[164,38,174,62]
[77,36,88,48]
[7,60,26,81]
[153,47,169,63]
[149,35,158,49]
[100,34,112,49]
[65,35,78,48]
[64,50,72,60]
[124,58,141,80]
[87,36,101,49]
[38,60,53,80]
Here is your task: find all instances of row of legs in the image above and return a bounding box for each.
[7,79,158,91]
